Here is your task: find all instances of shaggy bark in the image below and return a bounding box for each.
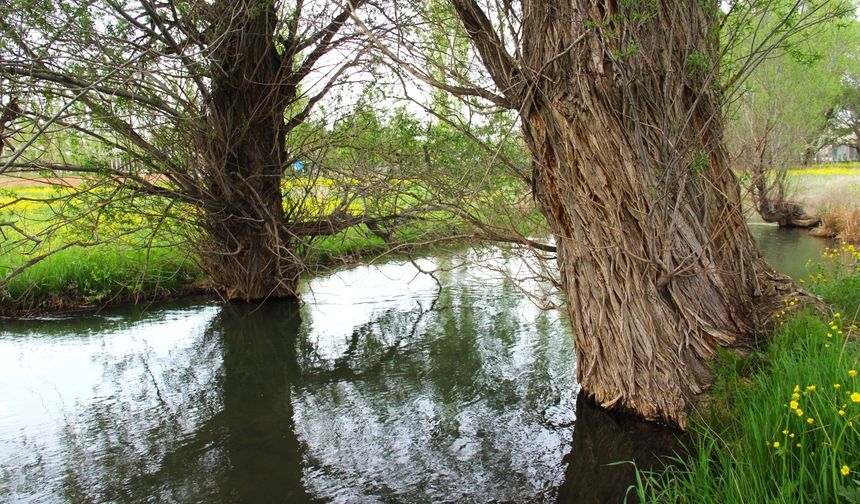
[451,0,805,426]
[201,2,299,300]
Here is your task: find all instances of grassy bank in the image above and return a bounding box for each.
[0,183,203,313]
[637,245,860,503]
[785,163,860,213]
[0,178,540,314]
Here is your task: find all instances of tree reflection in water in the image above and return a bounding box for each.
[1,254,682,503]
[556,394,683,504]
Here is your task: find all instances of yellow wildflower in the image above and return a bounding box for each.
[807,417,815,424]
[835,384,842,389]
[850,370,858,377]
[790,400,799,410]
[839,410,846,416]
[852,392,860,403]
[807,385,816,391]
[796,409,804,416]
[789,433,796,438]
[843,465,851,476]
[792,392,800,399]
[773,441,780,448]
[782,429,789,435]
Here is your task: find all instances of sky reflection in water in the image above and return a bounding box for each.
[1,248,585,503]
[1,225,812,503]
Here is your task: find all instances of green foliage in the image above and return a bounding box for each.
[828,77,860,149]
[725,10,860,171]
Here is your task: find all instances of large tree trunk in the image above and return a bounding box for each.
[516,0,802,426]
[201,1,300,302]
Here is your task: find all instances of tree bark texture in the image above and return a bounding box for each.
[511,0,802,426]
[201,1,300,301]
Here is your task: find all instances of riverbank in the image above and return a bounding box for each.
[637,244,860,503]
[0,224,477,317]
[1,179,541,316]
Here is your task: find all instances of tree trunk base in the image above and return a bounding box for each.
[202,236,302,304]
[759,201,820,228]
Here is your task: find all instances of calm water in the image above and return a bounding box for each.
[748,223,828,279]
[0,228,822,503]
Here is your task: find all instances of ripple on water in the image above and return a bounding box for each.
[0,248,605,503]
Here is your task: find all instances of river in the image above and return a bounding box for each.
[0,224,825,503]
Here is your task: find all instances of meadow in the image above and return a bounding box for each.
[786,163,860,216]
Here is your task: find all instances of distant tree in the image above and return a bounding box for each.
[0,0,414,301]
[829,75,860,156]
[727,15,859,226]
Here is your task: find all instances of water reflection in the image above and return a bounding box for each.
[556,395,682,504]
[2,232,822,502]
[749,224,828,279]
[1,251,587,502]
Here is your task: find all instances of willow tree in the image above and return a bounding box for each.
[727,10,857,227]
[0,0,401,301]
[368,0,848,426]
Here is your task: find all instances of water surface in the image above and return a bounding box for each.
[0,228,820,503]
[1,250,584,502]
[749,223,827,279]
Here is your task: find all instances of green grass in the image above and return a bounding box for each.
[3,245,202,309]
[637,250,860,503]
[0,179,524,312]
[1,182,205,311]
[309,217,457,263]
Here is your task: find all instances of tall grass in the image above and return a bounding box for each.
[1,183,202,311]
[637,247,860,503]
[2,245,202,310]
[811,208,860,245]
[783,163,860,221]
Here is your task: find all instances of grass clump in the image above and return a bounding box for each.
[812,209,860,245]
[2,245,202,311]
[637,252,860,503]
